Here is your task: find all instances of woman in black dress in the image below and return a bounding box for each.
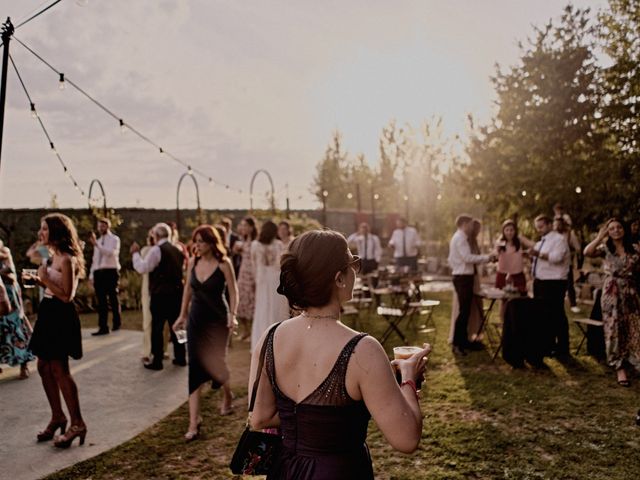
[249,230,430,479]
[173,225,239,441]
[28,213,87,448]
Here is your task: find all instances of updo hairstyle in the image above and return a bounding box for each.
[277,230,350,309]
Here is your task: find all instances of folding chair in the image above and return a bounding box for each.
[571,318,604,355]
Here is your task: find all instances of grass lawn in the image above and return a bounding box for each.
[49,292,640,480]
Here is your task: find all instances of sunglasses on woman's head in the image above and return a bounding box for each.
[344,255,361,274]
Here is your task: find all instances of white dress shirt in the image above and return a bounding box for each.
[132,238,169,274]
[388,227,422,258]
[89,231,121,279]
[448,229,489,275]
[532,231,570,280]
[347,233,382,262]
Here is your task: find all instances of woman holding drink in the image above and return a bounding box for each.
[249,230,430,479]
[172,225,239,441]
[27,213,87,448]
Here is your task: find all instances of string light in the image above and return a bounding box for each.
[347,192,353,199]
[9,54,85,199]
[58,72,65,90]
[436,193,442,200]
[188,166,193,175]
[403,195,409,201]
[521,190,527,197]
[373,193,380,200]
[322,190,329,198]
[575,186,582,194]
[475,193,481,200]
[13,36,243,195]
[119,118,127,133]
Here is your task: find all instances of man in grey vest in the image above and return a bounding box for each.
[131,223,186,370]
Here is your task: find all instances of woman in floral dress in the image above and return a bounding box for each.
[584,218,640,387]
[0,241,34,379]
[234,216,258,340]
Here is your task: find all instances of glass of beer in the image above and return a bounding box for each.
[21,269,38,288]
[393,346,425,389]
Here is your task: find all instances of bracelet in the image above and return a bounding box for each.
[400,380,420,401]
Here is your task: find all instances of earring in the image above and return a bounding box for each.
[340,284,346,288]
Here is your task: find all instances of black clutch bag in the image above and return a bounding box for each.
[230,323,282,475]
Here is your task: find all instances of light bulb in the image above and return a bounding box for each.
[188,166,193,175]
[119,119,127,133]
[322,190,328,197]
[208,177,213,184]
[58,73,65,90]
[373,193,380,200]
[347,192,353,199]
[30,102,37,119]
[475,193,481,200]
[50,142,57,154]
[575,186,582,194]
[436,193,442,200]
[521,190,527,197]
[403,195,409,201]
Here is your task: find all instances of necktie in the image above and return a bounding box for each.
[364,234,368,259]
[532,237,546,278]
[402,229,407,257]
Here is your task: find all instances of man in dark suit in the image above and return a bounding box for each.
[131,223,186,370]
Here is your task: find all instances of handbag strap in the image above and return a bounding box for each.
[248,321,283,413]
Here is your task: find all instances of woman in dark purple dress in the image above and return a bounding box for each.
[248,230,430,479]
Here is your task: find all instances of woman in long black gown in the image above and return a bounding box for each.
[248,230,431,479]
[173,225,238,441]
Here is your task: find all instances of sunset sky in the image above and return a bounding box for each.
[0,0,607,210]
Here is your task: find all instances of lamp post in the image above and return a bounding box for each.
[176,171,202,235]
[403,194,409,222]
[88,178,108,217]
[322,189,328,226]
[371,191,379,232]
[0,17,14,180]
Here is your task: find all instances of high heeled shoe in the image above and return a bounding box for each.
[184,417,202,442]
[53,424,87,448]
[37,419,67,442]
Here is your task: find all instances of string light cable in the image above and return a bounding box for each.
[14,0,65,30]
[12,35,243,194]
[9,54,85,197]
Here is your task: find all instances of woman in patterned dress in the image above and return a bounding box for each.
[584,218,640,387]
[234,216,258,340]
[0,241,34,379]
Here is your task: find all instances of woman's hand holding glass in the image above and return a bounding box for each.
[391,343,431,390]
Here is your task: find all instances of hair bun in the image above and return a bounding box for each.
[277,254,307,309]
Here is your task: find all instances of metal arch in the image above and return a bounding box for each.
[249,169,275,213]
[87,178,107,216]
[176,172,202,234]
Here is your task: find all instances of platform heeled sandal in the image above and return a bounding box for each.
[53,424,87,448]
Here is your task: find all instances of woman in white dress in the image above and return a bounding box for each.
[250,220,290,352]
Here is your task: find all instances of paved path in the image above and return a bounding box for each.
[0,329,192,480]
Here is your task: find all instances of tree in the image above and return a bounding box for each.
[312,131,351,208]
[598,0,640,218]
[462,6,613,229]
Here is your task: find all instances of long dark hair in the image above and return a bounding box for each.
[277,230,351,309]
[42,213,86,278]
[192,225,227,261]
[258,220,278,245]
[499,219,521,252]
[604,218,635,255]
[242,216,258,241]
